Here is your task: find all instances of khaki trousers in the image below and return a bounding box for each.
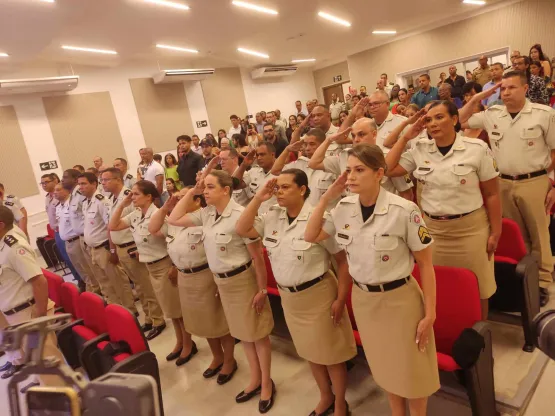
[65,238,100,294]
[116,245,165,326]
[499,175,554,288]
[88,245,138,314]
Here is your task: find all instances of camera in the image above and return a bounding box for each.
[0,314,161,416]
[534,310,555,360]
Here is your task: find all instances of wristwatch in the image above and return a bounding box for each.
[259,288,268,295]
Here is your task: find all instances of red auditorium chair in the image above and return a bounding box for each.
[57,282,81,319]
[43,269,64,309]
[263,248,291,339]
[344,281,362,347]
[413,265,496,416]
[489,218,540,352]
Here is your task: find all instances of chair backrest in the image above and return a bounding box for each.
[46,224,55,239]
[413,265,481,355]
[42,269,64,307]
[496,218,527,262]
[263,248,278,290]
[59,282,81,319]
[104,304,149,355]
[79,292,108,335]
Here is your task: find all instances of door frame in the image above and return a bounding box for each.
[321,80,351,105]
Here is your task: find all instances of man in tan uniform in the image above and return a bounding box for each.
[460,70,555,306]
[472,55,493,87]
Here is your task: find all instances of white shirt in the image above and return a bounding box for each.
[329,101,343,120]
[56,199,78,241]
[69,187,86,236]
[167,224,207,269]
[228,125,242,138]
[142,161,165,186]
[1,195,24,222]
[244,166,278,215]
[376,112,408,153]
[82,192,112,247]
[108,188,135,246]
[45,193,58,229]
[192,145,203,155]
[123,203,169,263]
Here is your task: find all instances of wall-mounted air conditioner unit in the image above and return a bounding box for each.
[0,76,79,95]
[251,66,297,80]
[153,68,215,84]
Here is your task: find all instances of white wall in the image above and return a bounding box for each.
[240,68,317,119]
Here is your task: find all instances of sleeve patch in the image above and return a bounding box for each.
[124,189,131,195]
[418,226,432,244]
[410,210,421,224]
[404,174,412,184]
[126,174,133,179]
[3,235,18,247]
[95,194,105,200]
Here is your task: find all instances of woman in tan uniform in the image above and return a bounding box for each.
[236,169,356,416]
[384,100,501,319]
[169,171,276,414]
[305,144,439,416]
[149,190,237,381]
[108,180,197,366]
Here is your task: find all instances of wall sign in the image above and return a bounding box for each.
[196,120,208,128]
[333,75,342,83]
[39,160,58,171]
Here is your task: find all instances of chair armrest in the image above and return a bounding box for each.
[516,254,540,317]
[81,333,110,350]
[55,307,65,313]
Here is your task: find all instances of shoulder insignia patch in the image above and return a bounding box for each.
[4,201,14,206]
[6,195,14,199]
[124,189,131,196]
[3,235,18,247]
[76,190,82,195]
[95,194,105,200]
[126,174,133,179]
[404,174,412,184]
[418,226,432,244]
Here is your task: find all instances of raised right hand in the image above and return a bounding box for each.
[323,171,348,201]
[403,115,427,141]
[255,178,277,202]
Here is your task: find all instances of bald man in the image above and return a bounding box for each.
[472,55,492,87]
[92,156,109,172]
[138,148,164,195]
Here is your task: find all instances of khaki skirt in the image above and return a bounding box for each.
[214,265,274,342]
[352,278,439,399]
[145,257,182,320]
[425,207,496,299]
[178,269,230,339]
[279,272,356,365]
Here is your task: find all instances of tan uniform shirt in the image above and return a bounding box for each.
[244,166,278,214]
[376,112,408,153]
[0,230,41,311]
[187,198,259,274]
[399,134,499,216]
[473,65,492,87]
[254,203,341,287]
[124,172,137,190]
[323,189,432,285]
[324,124,347,157]
[56,199,79,241]
[2,195,24,222]
[167,224,207,269]
[123,203,169,263]
[468,100,555,176]
[82,192,112,247]
[69,187,87,236]
[45,193,59,229]
[108,188,135,246]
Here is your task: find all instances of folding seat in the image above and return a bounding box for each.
[489,218,540,352]
[57,282,81,319]
[55,283,84,368]
[42,269,64,309]
[413,265,496,416]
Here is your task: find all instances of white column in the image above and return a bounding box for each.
[184,81,212,137]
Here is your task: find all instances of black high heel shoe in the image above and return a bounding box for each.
[217,361,238,385]
[258,379,276,414]
[235,384,261,403]
[203,363,223,379]
[176,342,198,366]
[308,397,335,416]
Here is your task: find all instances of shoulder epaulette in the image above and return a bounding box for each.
[124,189,131,196]
[3,235,18,247]
[95,194,105,200]
[126,174,133,179]
[6,195,14,199]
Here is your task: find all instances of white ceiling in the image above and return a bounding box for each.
[0,0,513,74]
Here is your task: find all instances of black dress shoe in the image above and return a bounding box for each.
[308,397,335,416]
[235,384,261,403]
[176,342,198,366]
[540,288,550,307]
[141,323,153,332]
[218,362,238,385]
[166,348,182,361]
[258,380,276,414]
[0,361,12,372]
[1,364,22,379]
[146,323,166,341]
[203,363,223,379]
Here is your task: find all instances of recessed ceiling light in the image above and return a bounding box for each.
[145,0,190,10]
[463,0,486,4]
[41,0,55,3]
[62,45,118,55]
[237,48,269,59]
[317,11,351,27]
[0,53,9,57]
[232,1,278,15]
[156,44,198,53]
[292,59,316,63]
[372,30,397,35]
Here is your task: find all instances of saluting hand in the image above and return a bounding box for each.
[242,149,256,167]
[406,108,427,125]
[192,179,205,196]
[164,193,180,211]
[473,82,502,102]
[323,171,348,201]
[255,178,277,202]
[286,140,304,154]
[330,299,345,326]
[327,127,352,143]
[415,315,435,353]
[403,114,427,142]
[121,192,133,208]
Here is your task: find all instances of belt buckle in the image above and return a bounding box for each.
[512,175,519,180]
[379,284,385,293]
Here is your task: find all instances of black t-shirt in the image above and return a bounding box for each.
[360,203,375,222]
[509,112,519,119]
[287,215,297,225]
[437,143,454,156]
[177,151,204,187]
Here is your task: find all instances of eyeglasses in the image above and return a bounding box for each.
[368,101,386,107]
[39,180,52,185]
[100,178,114,183]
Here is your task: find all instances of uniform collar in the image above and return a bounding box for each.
[426,133,465,154]
[209,198,236,222]
[498,99,532,119]
[343,187,389,223]
[277,201,311,228]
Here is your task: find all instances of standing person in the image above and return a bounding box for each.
[482,63,505,107]
[309,105,344,157]
[460,71,555,306]
[228,115,243,138]
[138,148,165,196]
[109,180,196,364]
[286,115,298,141]
[389,85,401,110]
[305,144,439,416]
[219,148,251,207]
[101,168,166,339]
[164,153,182,190]
[246,124,261,149]
[150,191,237,380]
[392,88,410,114]
[255,113,265,134]
[218,129,229,147]
[295,100,307,117]
[259,123,288,158]
[529,44,552,82]
[436,72,446,88]
[113,158,136,190]
[439,84,463,109]
[513,56,550,105]
[236,170,356,416]
[232,134,251,157]
[192,135,203,155]
[385,101,501,318]
[161,178,178,205]
[0,184,28,239]
[410,74,439,109]
[177,135,204,187]
[473,55,492,87]
[266,112,288,144]
[444,65,466,99]
[329,93,343,125]
[169,171,275,413]
[200,138,217,169]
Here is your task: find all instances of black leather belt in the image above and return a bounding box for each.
[278,274,324,293]
[116,241,135,248]
[353,276,410,293]
[147,255,169,265]
[3,299,35,316]
[216,261,252,279]
[424,210,475,221]
[499,169,547,181]
[66,236,80,243]
[91,240,110,250]
[178,263,209,274]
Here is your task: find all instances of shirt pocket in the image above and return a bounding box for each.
[186,229,204,252]
[372,235,399,266]
[451,164,477,188]
[520,126,543,150]
[291,238,312,264]
[86,210,97,219]
[317,177,333,191]
[414,166,434,186]
[215,233,233,254]
[335,231,354,251]
[137,225,151,244]
[488,131,503,149]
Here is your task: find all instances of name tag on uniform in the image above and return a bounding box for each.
[491,131,501,136]
[418,167,431,171]
[265,237,277,243]
[338,233,349,240]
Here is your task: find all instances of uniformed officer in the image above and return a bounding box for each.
[233,142,278,215]
[305,144,439,416]
[236,169,356,416]
[150,190,237,377]
[100,168,165,339]
[109,181,194,364]
[113,157,137,190]
[0,183,28,239]
[60,170,101,294]
[270,129,338,209]
[386,100,502,319]
[459,70,555,305]
[219,148,251,207]
[308,117,414,200]
[77,172,137,312]
[0,206,65,381]
[169,171,275,413]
